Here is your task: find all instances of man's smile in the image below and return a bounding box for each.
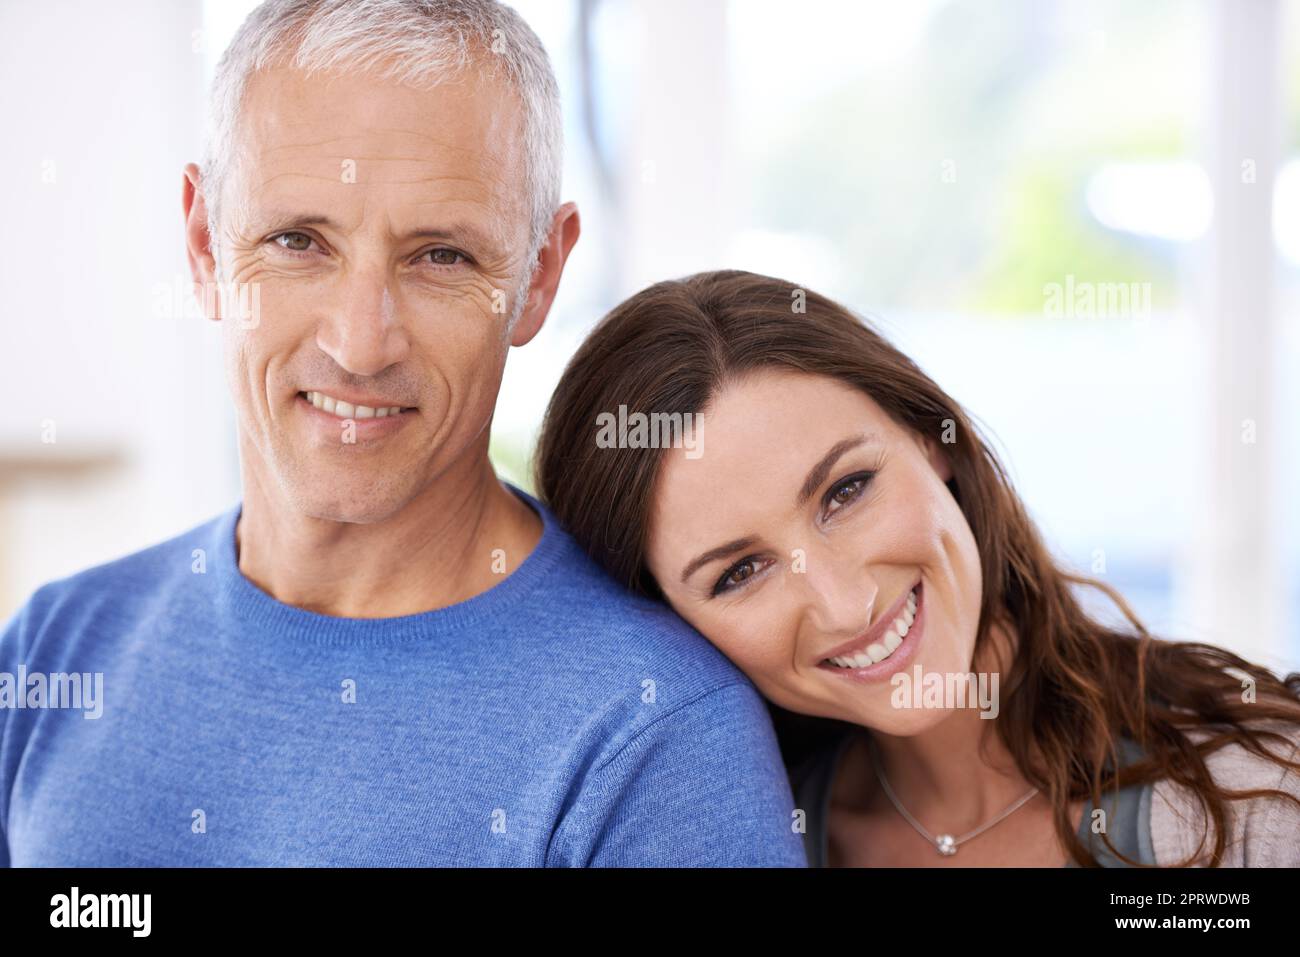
[294,389,418,441]
[297,389,416,419]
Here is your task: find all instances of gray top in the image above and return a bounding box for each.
[790,728,1156,867]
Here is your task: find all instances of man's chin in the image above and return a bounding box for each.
[285,478,418,527]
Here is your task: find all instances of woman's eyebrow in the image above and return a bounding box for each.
[680,536,757,585]
[796,433,877,507]
[677,432,879,586]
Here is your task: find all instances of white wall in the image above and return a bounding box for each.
[0,0,238,617]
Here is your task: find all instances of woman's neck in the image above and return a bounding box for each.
[835,619,1043,832]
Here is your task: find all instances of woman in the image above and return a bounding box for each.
[534,269,1300,867]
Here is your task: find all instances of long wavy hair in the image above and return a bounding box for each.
[533,269,1300,867]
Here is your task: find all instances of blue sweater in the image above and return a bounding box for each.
[0,484,806,867]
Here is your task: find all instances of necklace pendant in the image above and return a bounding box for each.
[935,834,957,856]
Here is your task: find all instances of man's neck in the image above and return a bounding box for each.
[235,459,543,618]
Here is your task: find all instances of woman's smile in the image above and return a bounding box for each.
[816,578,925,684]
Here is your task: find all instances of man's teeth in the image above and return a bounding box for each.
[303,391,405,419]
[826,586,919,668]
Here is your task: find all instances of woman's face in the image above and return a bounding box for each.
[645,367,984,734]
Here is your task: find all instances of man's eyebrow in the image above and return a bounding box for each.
[398,223,499,250]
[797,433,878,507]
[677,432,880,587]
[253,210,339,230]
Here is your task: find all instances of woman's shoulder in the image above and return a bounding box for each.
[1149,719,1300,867]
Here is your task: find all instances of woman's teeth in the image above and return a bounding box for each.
[302,390,406,419]
[825,586,918,668]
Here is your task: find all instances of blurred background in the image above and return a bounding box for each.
[0,0,1297,675]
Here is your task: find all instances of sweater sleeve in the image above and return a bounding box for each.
[1243,730,1300,866]
[546,682,807,867]
[0,599,29,869]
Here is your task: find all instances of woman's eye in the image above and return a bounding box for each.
[823,472,874,516]
[713,557,761,596]
[273,231,316,254]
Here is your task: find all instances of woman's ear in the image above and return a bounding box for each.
[917,430,954,483]
[913,429,962,505]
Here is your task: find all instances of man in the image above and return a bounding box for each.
[0,0,806,866]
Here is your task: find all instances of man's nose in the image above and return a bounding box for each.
[316,268,410,376]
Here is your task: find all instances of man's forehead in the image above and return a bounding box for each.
[235,63,524,186]
[226,64,527,249]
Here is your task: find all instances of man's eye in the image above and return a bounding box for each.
[823,472,874,516]
[424,248,468,267]
[713,557,762,596]
[272,232,316,254]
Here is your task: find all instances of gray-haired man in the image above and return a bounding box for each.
[0,0,807,866]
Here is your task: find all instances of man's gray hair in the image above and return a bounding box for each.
[200,0,563,280]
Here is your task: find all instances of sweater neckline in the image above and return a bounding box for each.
[214,481,567,646]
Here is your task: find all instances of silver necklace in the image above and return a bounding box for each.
[867,735,1040,856]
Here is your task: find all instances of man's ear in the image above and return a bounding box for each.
[509,201,580,347]
[182,162,221,322]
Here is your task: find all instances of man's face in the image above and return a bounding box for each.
[210,62,535,524]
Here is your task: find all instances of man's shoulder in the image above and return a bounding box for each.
[513,497,764,726]
[534,521,742,679]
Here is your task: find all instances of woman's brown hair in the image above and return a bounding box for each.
[533,269,1300,867]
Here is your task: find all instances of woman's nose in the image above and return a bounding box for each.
[796,553,878,639]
